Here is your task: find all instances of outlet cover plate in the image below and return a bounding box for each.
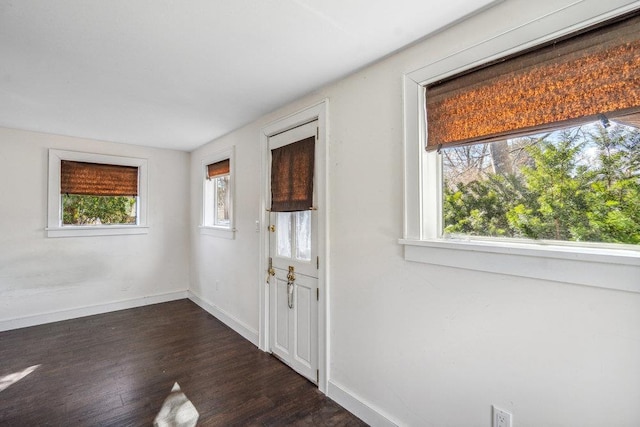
[493,405,512,427]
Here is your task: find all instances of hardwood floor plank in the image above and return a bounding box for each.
[0,300,366,426]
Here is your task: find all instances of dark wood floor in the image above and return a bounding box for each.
[0,299,365,426]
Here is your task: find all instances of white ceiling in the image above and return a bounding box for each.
[0,0,495,151]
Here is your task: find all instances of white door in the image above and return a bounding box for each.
[268,121,318,383]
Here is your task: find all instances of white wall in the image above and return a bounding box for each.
[189,125,263,344]
[0,127,190,329]
[190,0,640,426]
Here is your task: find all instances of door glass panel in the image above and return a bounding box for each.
[276,212,292,258]
[295,210,311,261]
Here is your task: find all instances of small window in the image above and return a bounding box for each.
[204,159,231,227]
[47,150,148,237]
[201,148,234,237]
[275,210,312,262]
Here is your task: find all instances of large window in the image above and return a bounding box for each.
[428,10,640,247]
[201,147,235,237]
[442,121,639,245]
[401,4,640,293]
[47,150,148,237]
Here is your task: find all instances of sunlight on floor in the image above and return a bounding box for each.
[154,382,199,427]
[0,365,41,392]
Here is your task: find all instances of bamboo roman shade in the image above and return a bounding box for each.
[61,161,138,196]
[270,136,315,212]
[207,159,230,179]
[425,11,640,151]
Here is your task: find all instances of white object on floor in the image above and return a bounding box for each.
[153,382,199,427]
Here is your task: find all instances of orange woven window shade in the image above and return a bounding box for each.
[425,11,640,150]
[61,161,138,196]
[270,136,315,212]
[207,159,230,179]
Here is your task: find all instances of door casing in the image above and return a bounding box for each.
[259,100,329,393]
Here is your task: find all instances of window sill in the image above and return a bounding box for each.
[199,226,235,239]
[399,238,640,294]
[47,226,149,238]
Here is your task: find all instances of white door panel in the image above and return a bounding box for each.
[292,272,317,375]
[270,272,292,362]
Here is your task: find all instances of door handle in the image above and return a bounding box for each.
[287,266,295,309]
[267,258,276,284]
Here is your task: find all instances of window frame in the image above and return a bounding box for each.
[200,147,235,239]
[47,149,149,237]
[401,2,640,293]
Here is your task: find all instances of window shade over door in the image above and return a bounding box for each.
[270,136,315,212]
[61,161,138,196]
[425,11,640,151]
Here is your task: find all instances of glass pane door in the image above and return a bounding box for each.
[295,211,311,261]
[276,212,292,258]
[275,211,312,262]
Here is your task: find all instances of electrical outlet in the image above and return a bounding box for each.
[493,406,512,427]
[215,280,219,291]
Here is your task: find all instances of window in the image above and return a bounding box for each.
[401,5,640,293]
[204,159,231,227]
[442,120,640,245]
[430,10,640,246]
[61,161,138,226]
[269,135,315,262]
[201,148,234,237]
[47,150,148,237]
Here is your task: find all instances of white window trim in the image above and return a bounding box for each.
[199,146,235,239]
[47,149,149,237]
[401,0,640,293]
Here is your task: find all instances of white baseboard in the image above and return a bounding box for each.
[328,380,400,427]
[188,291,259,347]
[0,290,189,332]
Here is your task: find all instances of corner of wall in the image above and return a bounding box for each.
[188,291,259,347]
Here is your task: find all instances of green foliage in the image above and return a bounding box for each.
[63,195,136,225]
[577,125,640,244]
[444,174,531,237]
[510,130,590,240]
[443,123,640,245]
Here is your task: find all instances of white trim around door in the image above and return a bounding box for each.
[259,99,329,394]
